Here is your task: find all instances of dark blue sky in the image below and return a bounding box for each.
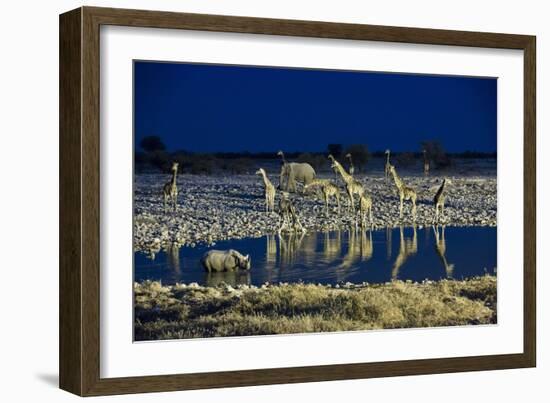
[134,61,496,153]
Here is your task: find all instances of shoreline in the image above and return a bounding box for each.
[134,275,497,341]
[134,172,497,254]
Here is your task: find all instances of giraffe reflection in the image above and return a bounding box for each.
[167,242,181,273]
[391,226,418,280]
[266,234,277,264]
[336,227,374,282]
[323,230,341,262]
[385,227,392,260]
[278,231,306,267]
[433,225,455,278]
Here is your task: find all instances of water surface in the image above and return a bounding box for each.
[134,226,496,287]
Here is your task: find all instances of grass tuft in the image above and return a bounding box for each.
[134,276,497,341]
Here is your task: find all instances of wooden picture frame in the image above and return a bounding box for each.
[59,6,536,396]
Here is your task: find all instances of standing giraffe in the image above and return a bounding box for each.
[277,150,287,164]
[304,179,340,215]
[278,192,304,234]
[433,225,454,278]
[433,178,450,224]
[358,193,373,228]
[163,162,179,212]
[328,155,365,213]
[423,149,430,176]
[345,153,355,176]
[384,149,391,181]
[255,168,276,212]
[388,164,417,220]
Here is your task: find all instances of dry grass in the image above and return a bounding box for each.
[134,276,496,341]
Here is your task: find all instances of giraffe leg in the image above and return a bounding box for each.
[348,190,355,213]
[399,196,404,219]
[412,196,417,221]
[369,205,373,227]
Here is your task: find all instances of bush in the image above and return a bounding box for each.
[186,155,216,175]
[297,153,327,171]
[421,140,452,169]
[220,158,254,174]
[139,135,166,152]
[149,150,171,171]
[395,152,416,167]
[344,144,370,172]
[327,144,343,158]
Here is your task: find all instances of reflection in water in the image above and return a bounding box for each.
[167,242,181,273]
[135,226,496,287]
[391,226,418,280]
[386,227,392,261]
[336,228,374,283]
[278,231,306,268]
[323,230,341,262]
[266,234,277,264]
[205,271,251,287]
[433,225,455,278]
[361,229,373,261]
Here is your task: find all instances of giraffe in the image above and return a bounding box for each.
[277,150,288,190]
[391,225,418,280]
[163,162,179,212]
[345,153,355,176]
[433,225,454,278]
[358,193,373,228]
[278,192,305,234]
[304,179,340,215]
[328,155,365,213]
[423,149,430,176]
[255,168,276,212]
[384,149,392,181]
[388,164,417,221]
[277,150,287,164]
[433,178,450,224]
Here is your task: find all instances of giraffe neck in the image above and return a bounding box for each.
[170,168,177,187]
[261,172,271,187]
[391,169,403,190]
[436,181,446,197]
[386,152,390,165]
[334,161,352,183]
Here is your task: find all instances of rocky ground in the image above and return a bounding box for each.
[134,170,497,254]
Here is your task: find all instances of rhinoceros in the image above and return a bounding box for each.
[201,249,251,272]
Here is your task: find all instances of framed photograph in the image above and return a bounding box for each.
[59,6,536,396]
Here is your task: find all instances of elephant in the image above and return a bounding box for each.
[278,162,316,193]
[201,249,251,272]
